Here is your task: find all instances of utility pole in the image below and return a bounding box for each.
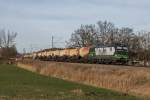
[30,44,33,53]
[23,48,26,54]
[52,36,54,48]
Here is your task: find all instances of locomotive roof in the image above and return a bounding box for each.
[94,44,127,48]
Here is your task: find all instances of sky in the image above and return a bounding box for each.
[0,0,150,53]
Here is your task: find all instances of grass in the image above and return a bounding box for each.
[19,60,150,97]
[0,64,144,100]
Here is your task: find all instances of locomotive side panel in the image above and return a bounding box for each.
[95,47,115,56]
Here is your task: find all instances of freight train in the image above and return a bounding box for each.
[24,45,129,64]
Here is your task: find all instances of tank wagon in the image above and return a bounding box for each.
[24,45,129,64]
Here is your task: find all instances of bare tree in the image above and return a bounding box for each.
[136,31,150,65]
[97,20,115,45]
[0,29,17,58]
[67,24,97,47]
[0,29,17,48]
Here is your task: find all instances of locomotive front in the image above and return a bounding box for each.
[113,46,129,63]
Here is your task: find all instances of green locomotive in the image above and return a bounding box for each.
[88,46,129,64]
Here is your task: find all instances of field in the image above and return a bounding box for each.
[18,60,150,97]
[0,64,144,100]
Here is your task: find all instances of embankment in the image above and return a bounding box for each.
[17,60,150,97]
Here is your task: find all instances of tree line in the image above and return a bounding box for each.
[67,20,150,64]
[0,29,17,59]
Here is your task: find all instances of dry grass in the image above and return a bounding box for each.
[18,60,150,97]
